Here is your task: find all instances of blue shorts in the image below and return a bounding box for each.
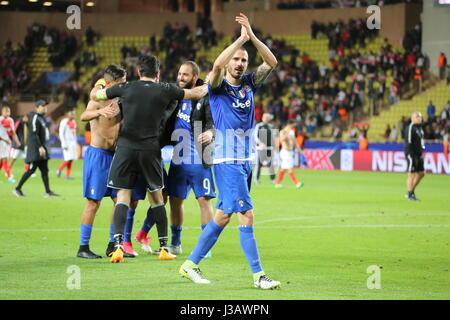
[83,146,115,200]
[214,162,253,214]
[167,163,216,199]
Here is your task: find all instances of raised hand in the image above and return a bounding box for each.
[239,25,250,43]
[235,13,255,40]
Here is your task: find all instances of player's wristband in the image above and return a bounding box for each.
[96,89,107,101]
[94,78,106,89]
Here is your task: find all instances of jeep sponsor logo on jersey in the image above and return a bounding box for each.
[232,99,251,109]
[177,109,190,122]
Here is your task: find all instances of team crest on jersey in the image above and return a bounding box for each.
[182,103,188,111]
[243,85,251,92]
[238,89,246,99]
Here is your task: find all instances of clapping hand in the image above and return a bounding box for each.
[235,13,255,41]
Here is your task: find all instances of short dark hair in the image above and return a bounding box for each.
[138,55,160,78]
[238,46,248,54]
[104,64,126,81]
[181,61,200,77]
[287,120,297,125]
[35,99,48,107]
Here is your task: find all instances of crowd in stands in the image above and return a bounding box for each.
[251,18,384,134]
[118,16,217,83]
[78,15,447,145]
[0,40,31,105]
[423,100,450,142]
[395,100,450,143]
[376,101,450,144]
[212,17,432,141]
[25,22,78,68]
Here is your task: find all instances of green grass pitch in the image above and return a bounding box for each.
[0,160,449,300]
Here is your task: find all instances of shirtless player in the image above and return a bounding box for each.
[76,65,126,258]
[275,120,304,189]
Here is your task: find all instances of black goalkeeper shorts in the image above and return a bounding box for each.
[107,146,163,192]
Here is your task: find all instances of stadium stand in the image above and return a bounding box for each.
[0,1,447,145]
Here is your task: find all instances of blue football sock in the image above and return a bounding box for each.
[80,224,93,246]
[171,225,183,246]
[239,225,263,274]
[201,224,207,230]
[109,224,114,243]
[141,207,155,233]
[124,209,135,243]
[188,220,223,265]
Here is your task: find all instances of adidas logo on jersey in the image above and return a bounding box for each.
[177,109,190,122]
[232,99,251,109]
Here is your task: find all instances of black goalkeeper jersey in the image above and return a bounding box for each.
[106,80,185,150]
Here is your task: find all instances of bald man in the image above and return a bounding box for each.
[404,111,425,201]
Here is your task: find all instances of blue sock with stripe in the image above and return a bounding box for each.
[124,209,135,242]
[171,225,183,246]
[188,220,223,264]
[239,225,263,273]
[109,224,114,243]
[80,224,93,246]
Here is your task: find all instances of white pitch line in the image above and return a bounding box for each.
[254,213,450,225]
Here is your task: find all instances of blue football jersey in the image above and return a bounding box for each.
[171,100,201,165]
[208,73,258,163]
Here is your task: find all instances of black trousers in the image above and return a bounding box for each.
[17,159,51,193]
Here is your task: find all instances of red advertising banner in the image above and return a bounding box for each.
[302,149,338,170]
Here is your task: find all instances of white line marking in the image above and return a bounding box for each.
[254,213,450,225]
